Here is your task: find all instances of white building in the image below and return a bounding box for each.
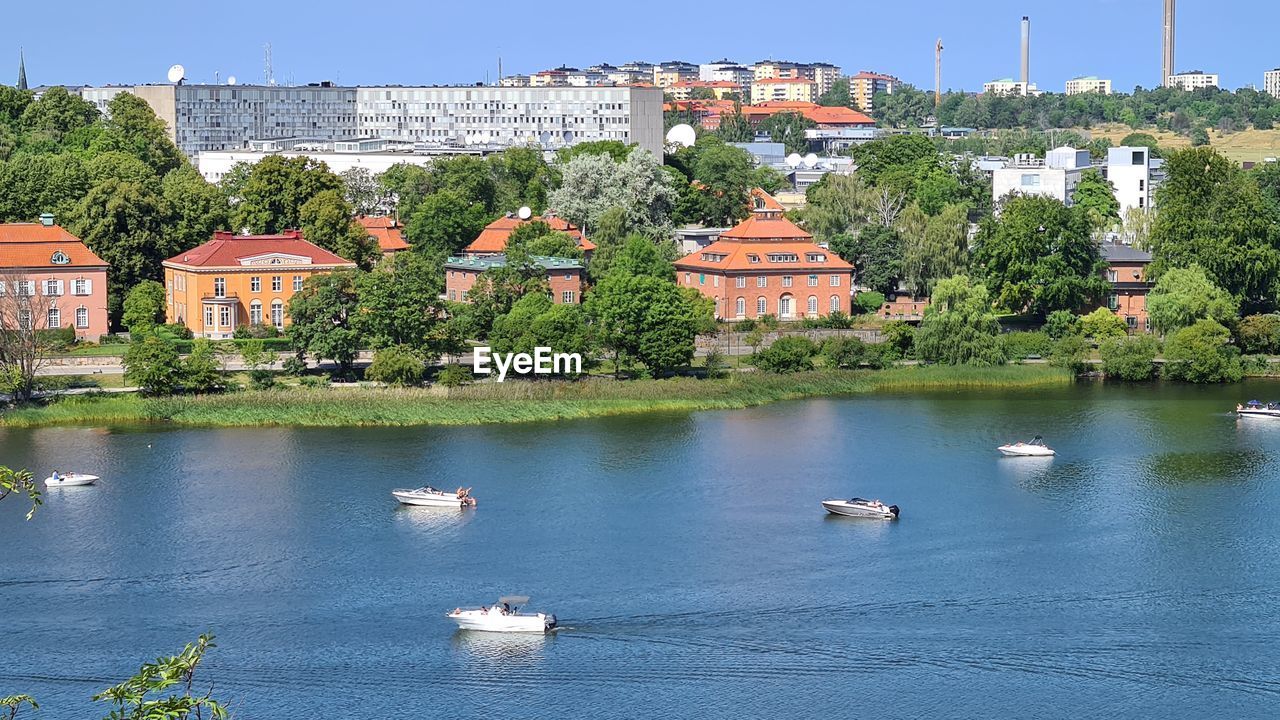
[1103,146,1161,215]
[983,78,1039,96]
[699,60,754,96]
[198,147,439,184]
[1167,71,1219,90]
[1065,76,1112,95]
[992,147,1090,209]
[1265,69,1280,99]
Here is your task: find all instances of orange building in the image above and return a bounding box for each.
[357,216,410,256]
[444,255,585,305]
[163,230,357,339]
[0,214,110,341]
[673,194,853,320]
[463,213,594,258]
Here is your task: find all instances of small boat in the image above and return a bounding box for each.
[447,596,556,633]
[822,497,899,519]
[1236,400,1280,418]
[997,436,1056,457]
[43,472,99,487]
[391,486,476,508]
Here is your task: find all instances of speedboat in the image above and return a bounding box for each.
[997,436,1056,457]
[447,596,556,633]
[391,486,476,508]
[43,472,98,487]
[821,497,899,519]
[1236,400,1280,418]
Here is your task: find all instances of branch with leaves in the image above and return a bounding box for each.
[93,633,227,720]
[0,466,40,520]
[1,695,38,720]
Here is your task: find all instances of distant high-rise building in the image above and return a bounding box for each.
[1166,70,1218,90]
[1264,69,1280,99]
[1163,0,1177,87]
[1065,76,1112,95]
[849,71,898,112]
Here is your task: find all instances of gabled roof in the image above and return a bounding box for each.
[0,222,108,269]
[719,210,813,241]
[464,214,594,255]
[357,216,410,253]
[748,188,785,212]
[673,239,851,273]
[444,254,584,271]
[164,230,356,269]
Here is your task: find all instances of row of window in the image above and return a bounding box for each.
[0,279,94,297]
[732,295,842,317]
[17,306,91,330]
[211,276,304,297]
[684,273,842,288]
[203,300,285,329]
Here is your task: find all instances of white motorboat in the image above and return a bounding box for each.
[391,486,476,508]
[1236,401,1280,418]
[447,596,556,633]
[822,497,899,519]
[997,436,1056,457]
[43,472,98,487]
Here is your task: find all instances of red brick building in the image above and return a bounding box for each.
[672,202,853,320]
[463,213,594,259]
[444,255,585,305]
[0,214,110,341]
[357,216,410,257]
[1101,243,1153,332]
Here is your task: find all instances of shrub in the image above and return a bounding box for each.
[1236,314,1280,355]
[854,291,886,315]
[1000,331,1052,360]
[881,320,915,360]
[1049,334,1091,374]
[1043,310,1082,340]
[1162,319,1243,383]
[1241,354,1272,375]
[752,336,818,373]
[242,322,280,339]
[1080,308,1128,340]
[733,318,757,333]
[365,346,425,386]
[159,323,193,340]
[704,347,729,379]
[1099,335,1160,381]
[435,364,474,387]
[232,325,251,340]
[822,336,884,369]
[36,326,76,352]
[757,314,779,332]
[182,338,223,393]
[248,368,276,389]
[298,374,328,388]
[123,334,181,396]
[824,310,852,329]
[282,355,308,376]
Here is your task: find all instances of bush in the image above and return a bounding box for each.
[242,322,280,339]
[1043,310,1082,340]
[1162,319,1243,383]
[1241,354,1273,375]
[435,364,474,387]
[854,291,886,315]
[37,326,76,352]
[822,336,884,369]
[1049,334,1092,374]
[298,374,328,388]
[757,314,779,332]
[1236,314,1280,355]
[248,368,276,389]
[98,333,129,346]
[752,336,818,373]
[182,338,223,393]
[158,323,193,340]
[123,334,181,396]
[1099,335,1160,381]
[121,280,166,335]
[734,318,757,333]
[1000,331,1052,360]
[704,347,729,378]
[1080,308,1128,340]
[881,320,915,361]
[365,346,425,386]
[824,310,852,329]
[282,355,308,376]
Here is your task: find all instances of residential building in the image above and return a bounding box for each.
[699,60,754,96]
[675,226,726,256]
[162,230,357,339]
[1166,70,1218,90]
[613,61,656,85]
[197,142,443,184]
[652,61,699,88]
[1265,68,1280,99]
[808,63,842,97]
[0,214,109,341]
[566,69,607,87]
[700,59,743,81]
[665,81,742,101]
[1101,243,1153,332]
[498,75,530,87]
[752,60,802,81]
[529,67,573,87]
[357,216,410,257]
[672,192,853,320]
[462,213,594,258]
[444,255,584,304]
[992,147,1091,209]
[750,78,818,104]
[1102,146,1158,214]
[878,294,929,322]
[983,78,1039,96]
[849,72,899,112]
[1065,76,1112,95]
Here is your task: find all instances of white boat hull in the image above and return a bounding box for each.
[997,445,1055,457]
[391,489,472,507]
[822,500,899,519]
[44,473,98,487]
[1237,409,1280,419]
[447,610,556,633]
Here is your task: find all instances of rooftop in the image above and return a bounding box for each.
[0,220,107,269]
[444,254,584,271]
[1101,243,1153,263]
[164,230,356,268]
[464,214,593,255]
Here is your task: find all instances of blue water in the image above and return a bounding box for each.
[2,382,1280,718]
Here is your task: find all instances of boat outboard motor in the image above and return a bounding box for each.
[889,505,900,517]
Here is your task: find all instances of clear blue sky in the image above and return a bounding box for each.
[3,0,1275,92]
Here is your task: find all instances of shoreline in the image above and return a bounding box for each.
[0,366,1071,429]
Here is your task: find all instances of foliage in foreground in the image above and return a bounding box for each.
[92,633,226,720]
[0,465,40,520]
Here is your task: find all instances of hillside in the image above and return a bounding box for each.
[1087,123,1280,164]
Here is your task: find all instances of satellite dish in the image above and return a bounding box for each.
[227,75,237,86]
[517,206,533,220]
[803,153,818,167]
[665,123,696,148]
[167,64,186,84]
[786,153,802,168]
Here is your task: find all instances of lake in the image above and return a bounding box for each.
[3,381,1280,719]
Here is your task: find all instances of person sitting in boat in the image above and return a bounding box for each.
[51,471,61,482]
[502,602,511,615]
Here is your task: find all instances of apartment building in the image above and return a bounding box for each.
[1065,76,1112,95]
[983,78,1039,96]
[849,71,899,112]
[750,78,818,104]
[1166,70,1218,90]
[1264,69,1280,99]
[652,61,699,88]
[992,147,1091,209]
[1103,146,1158,215]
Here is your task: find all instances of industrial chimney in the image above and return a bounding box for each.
[1162,0,1176,86]
[1020,16,1030,96]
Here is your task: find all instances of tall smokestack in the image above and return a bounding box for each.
[1020,16,1030,95]
[1162,0,1176,86]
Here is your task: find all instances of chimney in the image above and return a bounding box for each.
[1163,0,1177,86]
[1020,16,1030,95]
[39,212,55,227]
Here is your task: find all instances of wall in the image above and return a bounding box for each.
[678,270,850,320]
[165,265,341,339]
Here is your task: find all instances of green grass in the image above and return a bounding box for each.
[1,365,1071,429]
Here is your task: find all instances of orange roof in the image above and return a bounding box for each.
[464,215,594,255]
[357,216,410,253]
[719,211,814,241]
[0,222,108,269]
[164,230,356,268]
[674,238,851,272]
[748,188,785,212]
[741,102,874,127]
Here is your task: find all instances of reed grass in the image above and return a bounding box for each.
[1,365,1070,428]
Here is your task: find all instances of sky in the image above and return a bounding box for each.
[3,1,1276,93]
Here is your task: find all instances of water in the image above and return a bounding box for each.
[3,382,1280,719]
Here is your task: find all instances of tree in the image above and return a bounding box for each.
[1119,133,1161,157]
[556,140,632,164]
[715,105,754,143]
[0,466,40,520]
[0,272,64,402]
[0,153,90,223]
[91,93,184,176]
[353,251,444,356]
[833,224,901,296]
[1072,168,1121,229]
[1236,314,1280,355]
[900,203,969,296]
[871,83,934,128]
[427,155,498,212]
[18,86,98,145]
[288,271,362,376]
[230,155,342,233]
[366,346,425,386]
[799,173,873,244]
[1080,307,1128,339]
[489,146,555,213]
[822,336,884,369]
[818,79,853,108]
[914,274,1006,365]
[548,148,676,236]
[758,112,816,155]
[1162,319,1243,383]
[609,235,675,280]
[688,137,756,226]
[182,339,222,393]
[491,293,593,370]
[299,190,380,269]
[85,151,159,188]
[1049,333,1092,374]
[587,271,707,377]
[377,163,433,219]
[1190,127,1210,146]
[851,134,940,186]
[123,334,182,395]
[340,167,388,216]
[971,195,1108,316]
[752,336,817,373]
[239,338,272,388]
[93,633,228,720]
[1043,309,1082,339]
[403,190,490,258]
[1145,264,1239,334]
[1100,335,1160,381]
[161,166,229,254]
[0,695,38,720]
[121,280,166,335]
[69,178,170,324]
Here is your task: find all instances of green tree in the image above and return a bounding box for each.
[404,190,490,257]
[339,167,387,216]
[0,153,90,222]
[377,163,434,219]
[1100,335,1160,381]
[584,206,631,281]
[18,86,98,145]
[587,272,707,377]
[1119,132,1161,157]
[93,633,228,720]
[489,146,556,213]
[1189,127,1210,146]
[1049,333,1092,374]
[688,137,757,226]
[1145,264,1239,334]
[1042,309,1083,339]
[821,336,883,369]
[715,105,754,143]
[90,93,184,176]
[288,271,362,376]
[0,466,40,520]
[366,345,425,386]
[0,694,38,720]
[428,155,498,212]
[914,274,1006,365]
[556,140,632,163]
[1236,314,1280,354]
[972,195,1108,316]
[85,151,158,188]
[1162,319,1243,383]
[161,166,230,253]
[799,173,873,244]
[70,178,171,324]
[1080,307,1128,339]
[491,293,593,369]
[548,148,676,235]
[752,336,817,373]
[123,334,182,395]
[871,83,934,128]
[900,203,969,296]
[1072,168,1121,228]
[299,189,380,269]
[818,78,853,108]
[609,235,675,280]
[353,251,444,356]
[121,280,166,335]
[230,155,342,233]
[833,224,901,296]
[758,112,816,155]
[181,338,222,393]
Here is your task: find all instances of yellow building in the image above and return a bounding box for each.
[1065,76,1112,95]
[750,78,817,103]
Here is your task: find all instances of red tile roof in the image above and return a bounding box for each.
[719,211,814,241]
[674,239,851,272]
[748,188,785,212]
[0,223,108,269]
[357,216,410,253]
[164,230,357,268]
[464,215,594,255]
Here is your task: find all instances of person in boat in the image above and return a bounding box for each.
[502,602,511,615]
[51,471,61,482]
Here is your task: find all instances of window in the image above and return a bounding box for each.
[768,253,798,263]
[830,275,841,287]
[830,295,841,313]
[782,276,793,288]
[699,274,705,285]
[73,278,91,295]
[807,296,818,316]
[1108,294,1119,310]
[757,276,767,288]
[735,276,746,288]
[806,253,826,263]
[46,307,60,329]
[562,291,576,303]
[272,276,283,292]
[17,308,31,330]
[75,306,88,329]
[293,276,303,292]
[757,297,767,315]
[1138,179,1145,191]
[251,276,261,292]
[736,297,746,317]
[249,300,262,325]
[17,281,34,297]
[713,275,719,287]
[1133,151,1145,165]
[204,305,214,328]
[1020,174,1042,187]
[808,275,818,286]
[271,300,284,328]
[448,289,456,301]
[779,295,794,318]
[219,306,231,328]
[684,272,691,284]
[1107,270,1118,282]
[43,279,63,296]
[1138,197,1145,209]
[213,277,226,297]
[748,254,760,264]
[1126,316,1137,329]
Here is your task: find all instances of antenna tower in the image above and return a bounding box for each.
[264,43,274,85]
